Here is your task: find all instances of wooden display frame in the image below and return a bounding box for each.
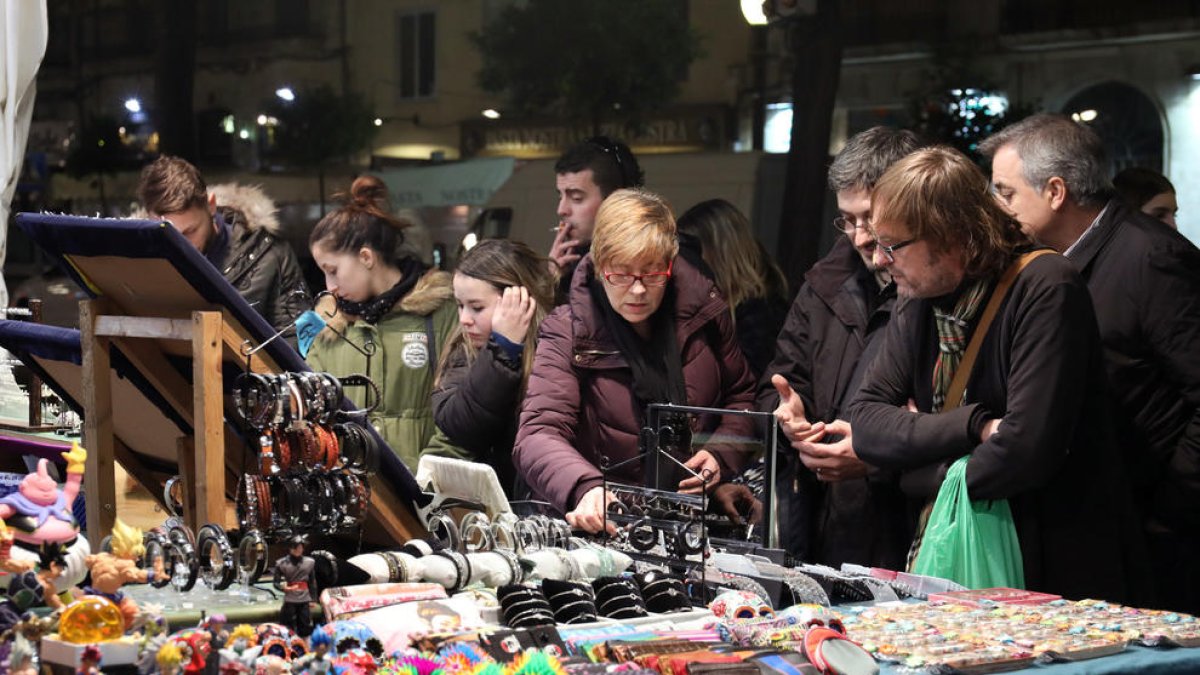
[79,300,229,544]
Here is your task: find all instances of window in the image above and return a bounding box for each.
[397,11,436,99]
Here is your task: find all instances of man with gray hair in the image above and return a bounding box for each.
[981,114,1200,613]
[757,127,922,566]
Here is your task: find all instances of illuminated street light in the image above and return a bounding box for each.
[482,109,501,119]
[740,0,768,25]
[124,98,141,113]
[275,87,296,102]
[374,118,384,126]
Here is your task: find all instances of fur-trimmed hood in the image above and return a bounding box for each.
[314,268,454,341]
[209,183,280,234]
[127,182,280,236]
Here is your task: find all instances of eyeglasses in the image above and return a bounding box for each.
[603,261,673,287]
[877,237,917,263]
[832,216,866,236]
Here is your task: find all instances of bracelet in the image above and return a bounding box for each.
[380,551,401,582]
[427,513,462,553]
[593,576,638,595]
[167,525,199,592]
[547,586,593,606]
[143,530,171,589]
[163,476,185,518]
[196,524,236,591]
[236,530,268,584]
[311,549,340,592]
[435,550,470,592]
[389,551,412,583]
[492,521,518,551]
[554,598,598,623]
[285,377,306,424]
[306,474,335,527]
[236,475,257,532]
[551,549,582,581]
[504,597,553,619]
[597,591,642,611]
[628,519,658,552]
[254,475,273,531]
[646,585,689,610]
[514,519,543,552]
[403,538,433,558]
[491,549,524,585]
[460,512,494,552]
[672,520,705,555]
[258,431,277,475]
[507,607,554,628]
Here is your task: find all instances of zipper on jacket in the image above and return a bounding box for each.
[576,348,619,356]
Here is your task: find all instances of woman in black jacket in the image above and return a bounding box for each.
[428,239,556,495]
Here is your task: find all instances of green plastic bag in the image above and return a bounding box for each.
[912,456,1025,589]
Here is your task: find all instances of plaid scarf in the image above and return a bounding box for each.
[906,277,993,571]
[931,278,992,412]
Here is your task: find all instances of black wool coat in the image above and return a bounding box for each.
[756,236,909,568]
[848,251,1152,604]
[1064,200,1200,535]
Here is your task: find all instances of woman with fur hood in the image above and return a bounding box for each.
[306,176,459,470]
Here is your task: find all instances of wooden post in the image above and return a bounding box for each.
[176,436,198,531]
[192,311,225,527]
[79,300,116,550]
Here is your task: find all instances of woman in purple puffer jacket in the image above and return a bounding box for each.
[513,188,758,533]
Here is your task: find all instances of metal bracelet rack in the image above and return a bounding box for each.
[641,402,782,548]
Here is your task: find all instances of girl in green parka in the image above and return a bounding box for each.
[306,176,459,470]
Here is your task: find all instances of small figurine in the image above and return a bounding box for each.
[77,644,102,674]
[200,613,229,675]
[0,520,33,574]
[184,631,213,674]
[4,633,37,675]
[131,604,169,675]
[34,542,70,610]
[272,535,316,638]
[0,444,90,587]
[291,630,334,674]
[83,519,164,630]
[218,624,257,673]
[157,641,184,675]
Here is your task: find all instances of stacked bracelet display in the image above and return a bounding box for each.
[233,370,375,538]
[543,579,598,624]
[498,584,555,628]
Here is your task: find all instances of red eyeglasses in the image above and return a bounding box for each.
[602,261,673,287]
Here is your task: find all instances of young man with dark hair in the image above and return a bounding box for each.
[547,137,643,301]
[136,156,310,336]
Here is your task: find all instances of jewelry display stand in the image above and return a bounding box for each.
[5,213,429,549]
